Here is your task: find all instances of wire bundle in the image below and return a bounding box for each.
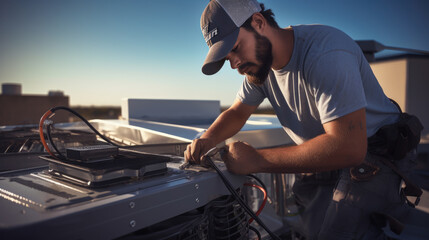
[203,152,281,240]
[38,106,119,159]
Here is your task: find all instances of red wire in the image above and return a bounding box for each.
[38,109,57,158]
[244,183,267,224]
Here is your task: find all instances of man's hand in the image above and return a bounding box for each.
[184,138,216,166]
[183,100,257,167]
[222,141,264,175]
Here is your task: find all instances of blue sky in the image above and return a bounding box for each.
[1,0,429,107]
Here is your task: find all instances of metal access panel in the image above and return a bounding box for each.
[0,161,245,240]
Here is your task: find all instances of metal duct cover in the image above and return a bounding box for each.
[121,98,220,125]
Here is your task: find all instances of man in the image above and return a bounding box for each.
[185,0,426,239]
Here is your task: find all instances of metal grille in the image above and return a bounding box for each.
[118,191,249,240]
[207,193,249,240]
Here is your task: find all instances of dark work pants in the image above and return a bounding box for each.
[293,150,429,239]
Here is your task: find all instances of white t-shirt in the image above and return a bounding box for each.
[237,24,399,144]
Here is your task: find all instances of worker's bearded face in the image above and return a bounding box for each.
[239,31,273,85]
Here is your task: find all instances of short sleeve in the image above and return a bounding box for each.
[236,77,266,106]
[306,50,367,123]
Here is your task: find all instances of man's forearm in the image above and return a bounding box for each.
[225,108,368,175]
[201,107,249,144]
[257,132,366,173]
[256,108,367,173]
[200,100,257,145]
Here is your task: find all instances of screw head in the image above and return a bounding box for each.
[129,202,135,209]
[130,220,136,228]
[195,198,200,203]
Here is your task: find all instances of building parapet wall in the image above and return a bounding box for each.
[0,95,69,126]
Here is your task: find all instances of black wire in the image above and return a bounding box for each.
[51,106,119,146]
[46,123,66,160]
[205,156,281,240]
[43,106,120,158]
[249,225,261,240]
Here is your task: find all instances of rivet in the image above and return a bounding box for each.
[129,202,135,209]
[359,168,365,173]
[195,198,200,203]
[130,220,136,228]
[195,184,199,189]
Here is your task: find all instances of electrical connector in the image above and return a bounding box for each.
[66,145,118,161]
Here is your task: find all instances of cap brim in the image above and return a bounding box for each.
[202,28,239,75]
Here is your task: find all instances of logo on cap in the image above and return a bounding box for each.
[202,23,218,46]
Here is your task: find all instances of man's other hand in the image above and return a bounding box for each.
[222,141,263,175]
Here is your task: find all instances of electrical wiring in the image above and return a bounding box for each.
[39,106,120,159]
[203,150,281,240]
[46,122,66,160]
[249,225,261,240]
[39,109,56,158]
[243,183,267,224]
[247,174,267,192]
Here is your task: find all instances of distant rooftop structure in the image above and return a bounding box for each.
[1,83,22,95]
[0,83,69,126]
[356,40,429,62]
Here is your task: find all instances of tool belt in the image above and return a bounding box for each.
[367,112,424,161]
[353,101,424,206]
[295,170,341,184]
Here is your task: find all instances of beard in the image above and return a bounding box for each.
[239,31,273,85]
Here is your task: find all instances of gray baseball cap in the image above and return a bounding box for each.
[200,0,261,75]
